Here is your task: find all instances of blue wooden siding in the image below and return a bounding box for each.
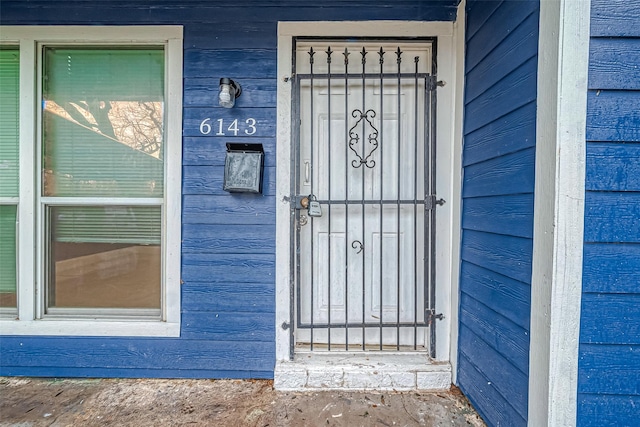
[0,1,458,378]
[457,1,538,425]
[579,0,640,424]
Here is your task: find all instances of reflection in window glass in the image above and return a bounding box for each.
[0,205,17,309]
[46,206,161,310]
[41,47,165,314]
[42,47,165,198]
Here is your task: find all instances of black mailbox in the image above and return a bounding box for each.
[223,143,264,193]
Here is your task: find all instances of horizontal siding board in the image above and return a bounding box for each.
[464,57,538,134]
[586,142,640,191]
[183,137,276,167]
[185,22,277,49]
[465,12,539,103]
[462,147,535,198]
[459,261,531,330]
[583,243,640,293]
[586,90,640,142]
[465,0,538,72]
[184,50,276,79]
[182,282,274,313]
[182,253,275,283]
[182,195,276,225]
[589,38,640,90]
[459,293,529,374]
[0,366,273,379]
[0,338,274,372]
[182,224,275,254]
[590,0,640,37]
[462,194,534,238]
[0,1,458,25]
[461,230,533,284]
[457,353,527,427]
[182,165,276,196]
[182,312,275,341]
[463,102,536,166]
[458,325,528,420]
[465,0,503,41]
[584,192,640,243]
[184,78,277,108]
[580,294,640,344]
[578,394,640,426]
[578,344,640,395]
[183,107,276,138]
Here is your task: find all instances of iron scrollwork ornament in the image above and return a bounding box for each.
[348,109,379,168]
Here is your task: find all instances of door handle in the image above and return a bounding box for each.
[304,160,310,185]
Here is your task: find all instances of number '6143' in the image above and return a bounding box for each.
[199,118,257,136]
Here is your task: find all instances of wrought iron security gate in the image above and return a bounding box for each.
[290,38,441,356]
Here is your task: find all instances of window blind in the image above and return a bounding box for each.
[42,47,165,198]
[51,206,161,245]
[0,48,19,198]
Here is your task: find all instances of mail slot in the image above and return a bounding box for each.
[223,143,264,193]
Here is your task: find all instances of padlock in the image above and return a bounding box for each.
[307,195,322,217]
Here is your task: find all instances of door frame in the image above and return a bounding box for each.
[275,20,465,372]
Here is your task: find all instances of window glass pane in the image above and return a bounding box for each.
[42,47,164,198]
[0,48,20,198]
[47,205,161,310]
[0,205,17,309]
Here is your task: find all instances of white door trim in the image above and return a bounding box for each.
[529,0,590,425]
[275,20,464,388]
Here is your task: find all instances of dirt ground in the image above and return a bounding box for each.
[0,377,485,427]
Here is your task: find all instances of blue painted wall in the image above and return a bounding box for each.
[457,1,538,425]
[0,1,458,378]
[579,0,640,424]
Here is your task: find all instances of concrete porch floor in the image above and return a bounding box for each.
[0,377,485,426]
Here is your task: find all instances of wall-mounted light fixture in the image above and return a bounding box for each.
[219,78,241,108]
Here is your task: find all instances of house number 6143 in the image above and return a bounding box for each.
[199,118,257,136]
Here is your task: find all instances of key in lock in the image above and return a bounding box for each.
[307,195,322,217]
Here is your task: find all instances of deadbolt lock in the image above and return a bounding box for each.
[300,196,309,209]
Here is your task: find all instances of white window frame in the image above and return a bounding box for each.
[0,26,183,337]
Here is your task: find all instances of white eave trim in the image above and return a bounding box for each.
[529,0,590,426]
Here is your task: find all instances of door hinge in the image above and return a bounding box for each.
[426,310,444,326]
[425,195,446,210]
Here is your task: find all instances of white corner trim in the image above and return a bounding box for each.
[529,1,590,426]
[449,0,466,385]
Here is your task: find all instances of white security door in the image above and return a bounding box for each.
[294,40,437,352]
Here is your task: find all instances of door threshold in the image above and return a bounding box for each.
[274,352,451,391]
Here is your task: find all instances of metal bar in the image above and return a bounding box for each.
[298,321,429,329]
[360,47,367,350]
[413,56,419,350]
[423,75,430,357]
[378,47,385,351]
[297,72,432,80]
[309,47,315,351]
[291,39,301,360]
[396,47,402,351]
[429,52,438,358]
[326,46,332,351]
[314,199,423,205]
[343,48,350,351]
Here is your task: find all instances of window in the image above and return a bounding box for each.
[0,48,19,314]
[0,27,182,336]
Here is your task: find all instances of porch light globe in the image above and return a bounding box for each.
[219,78,241,108]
